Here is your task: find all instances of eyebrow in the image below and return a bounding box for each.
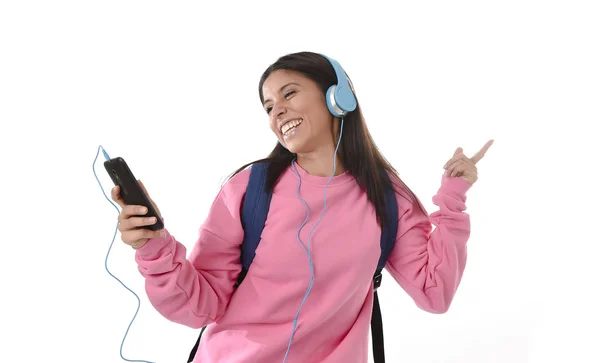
[263,82,300,106]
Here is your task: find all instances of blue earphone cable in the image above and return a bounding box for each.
[93,145,156,363]
[282,118,345,362]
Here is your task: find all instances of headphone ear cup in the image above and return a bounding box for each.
[326,84,343,118]
[334,85,357,113]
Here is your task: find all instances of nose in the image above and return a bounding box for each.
[272,102,287,121]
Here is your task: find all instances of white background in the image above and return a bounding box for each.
[1,1,599,362]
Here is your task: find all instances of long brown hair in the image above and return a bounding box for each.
[229,51,424,228]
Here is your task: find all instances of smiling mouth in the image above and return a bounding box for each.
[281,119,303,135]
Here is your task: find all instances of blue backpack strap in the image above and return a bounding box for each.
[371,170,399,363]
[374,171,399,287]
[235,161,273,288]
[188,162,272,363]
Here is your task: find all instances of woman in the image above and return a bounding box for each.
[111,51,493,363]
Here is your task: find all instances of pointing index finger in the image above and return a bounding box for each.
[471,139,494,164]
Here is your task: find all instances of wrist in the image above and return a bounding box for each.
[131,239,148,250]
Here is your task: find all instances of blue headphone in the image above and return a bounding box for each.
[279,54,356,150]
[321,54,357,118]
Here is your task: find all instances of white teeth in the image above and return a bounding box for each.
[282,119,302,134]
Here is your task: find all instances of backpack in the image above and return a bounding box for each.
[188,161,399,363]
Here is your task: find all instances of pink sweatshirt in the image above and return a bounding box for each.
[134,161,472,362]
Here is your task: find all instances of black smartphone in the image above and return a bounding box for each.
[103,157,164,231]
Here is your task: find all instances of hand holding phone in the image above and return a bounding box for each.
[104,157,165,249]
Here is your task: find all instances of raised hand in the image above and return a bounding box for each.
[443,139,494,184]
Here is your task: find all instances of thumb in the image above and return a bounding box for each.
[138,179,162,218]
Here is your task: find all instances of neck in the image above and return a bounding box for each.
[294,120,345,177]
[295,149,345,177]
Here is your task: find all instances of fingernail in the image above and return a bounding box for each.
[140,207,147,213]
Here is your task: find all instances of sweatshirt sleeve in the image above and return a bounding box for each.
[385,174,472,313]
[133,171,249,328]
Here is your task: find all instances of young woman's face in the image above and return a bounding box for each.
[262,70,334,154]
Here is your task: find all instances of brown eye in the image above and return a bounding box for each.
[284,90,295,98]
